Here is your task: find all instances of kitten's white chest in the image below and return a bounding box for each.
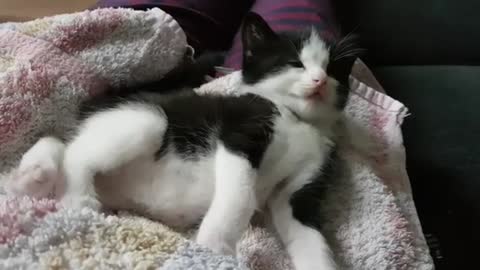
[255,115,334,206]
[96,153,216,228]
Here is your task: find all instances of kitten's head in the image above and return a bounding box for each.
[240,12,360,123]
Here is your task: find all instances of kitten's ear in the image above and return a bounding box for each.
[327,33,364,83]
[241,12,277,52]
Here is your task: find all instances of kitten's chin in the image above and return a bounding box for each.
[302,102,340,124]
[286,97,340,126]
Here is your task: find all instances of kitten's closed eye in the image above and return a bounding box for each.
[288,60,304,69]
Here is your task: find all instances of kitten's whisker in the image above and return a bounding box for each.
[333,43,358,55]
[333,48,365,61]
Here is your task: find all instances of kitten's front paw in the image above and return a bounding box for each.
[196,231,236,256]
[60,195,102,212]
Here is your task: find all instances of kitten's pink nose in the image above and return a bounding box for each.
[313,78,327,87]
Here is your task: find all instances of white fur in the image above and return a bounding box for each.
[8,105,336,268]
[241,31,339,127]
[60,103,167,210]
[96,151,216,228]
[244,33,341,269]
[5,137,65,199]
[197,144,257,255]
[7,29,342,269]
[265,111,337,270]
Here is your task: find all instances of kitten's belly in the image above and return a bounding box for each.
[95,154,216,228]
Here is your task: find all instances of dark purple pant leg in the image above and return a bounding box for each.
[95,0,255,53]
[224,0,340,70]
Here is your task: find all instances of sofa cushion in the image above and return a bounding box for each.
[335,0,480,65]
[372,65,480,269]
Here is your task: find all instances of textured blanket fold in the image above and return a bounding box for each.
[0,8,186,170]
[0,8,433,270]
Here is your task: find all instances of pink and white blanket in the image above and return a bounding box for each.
[0,8,434,270]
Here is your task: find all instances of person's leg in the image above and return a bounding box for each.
[94,0,255,54]
[223,0,340,70]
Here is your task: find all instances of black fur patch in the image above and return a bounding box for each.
[241,14,304,85]
[240,12,360,110]
[154,92,279,168]
[327,33,363,109]
[78,46,278,168]
[80,89,279,168]
[289,148,339,230]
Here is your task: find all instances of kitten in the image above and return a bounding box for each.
[5,12,360,270]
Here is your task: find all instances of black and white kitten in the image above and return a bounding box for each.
[6,12,360,270]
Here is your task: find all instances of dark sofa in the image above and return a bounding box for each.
[334,1,480,269]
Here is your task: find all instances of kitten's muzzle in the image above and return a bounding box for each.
[307,79,328,100]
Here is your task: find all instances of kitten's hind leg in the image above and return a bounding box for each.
[196,144,257,256]
[60,104,167,210]
[5,137,65,199]
[269,177,337,270]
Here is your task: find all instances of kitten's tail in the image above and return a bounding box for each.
[171,51,227,88]
[107,51,226,98]
[79,52,225,118]
[136,51,226,92]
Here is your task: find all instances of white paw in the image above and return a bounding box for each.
[60,195,102,212]
[196,230,236,256]
[5,162,61,199]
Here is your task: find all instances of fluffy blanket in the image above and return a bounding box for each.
[0,8,434,270]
